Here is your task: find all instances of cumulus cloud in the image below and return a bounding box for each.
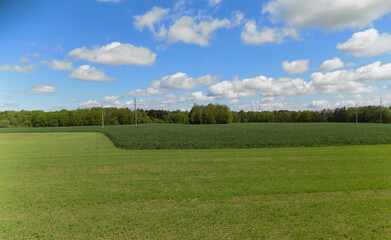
[310,61,391,94]
[241,20,298,45]
[133,6,169,39]
[159,72,220,90]
[334,95,391,108]
[128,87,163,97]
[97,0,122,3]
[160,92,215,104]
[49,60,73,71]
[80,100,102,108]
[209,0,222,7]
[320,57,344,72]
[68,42,156,66]
[29,85,56,94]
[102,96,118,102]
[0,65,34,73]
[230,99,239,104]
[134,5,238,46]
[337,28,391,57]
[313,61,391,84]
[80,91,214,110]
[263,0,391,31]
[232,12,244,26]
[80,96,122,108]
[251,97,292,111]
[209,75,311,99]
[128,72,221,96]
[168,16,231,46]
[208,61,391,100]
[4,94,18,100]
[69,65,115,82]
[20,57,30,63]
[282,59,309,74]
[306,100,331,109]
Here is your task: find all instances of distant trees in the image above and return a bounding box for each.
[0,104,389,128]
[189,104,233,124]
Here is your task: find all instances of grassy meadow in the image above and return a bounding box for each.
[0,131,390,239]
[1,122,391,149]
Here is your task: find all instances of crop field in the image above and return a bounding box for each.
[1,123,391,149]
[0,131,390,239]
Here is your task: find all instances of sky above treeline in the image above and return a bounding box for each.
[1,0,391,112]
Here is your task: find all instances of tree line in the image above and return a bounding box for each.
[0,104,390,128]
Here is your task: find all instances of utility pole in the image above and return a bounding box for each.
[355,104,358,124]
[101,104,105,128]
[380,98,382,124]
[134,97,138,127]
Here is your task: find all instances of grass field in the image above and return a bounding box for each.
[1,132,390,239]
[1,123,391,149]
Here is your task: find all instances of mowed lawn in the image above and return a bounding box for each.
[0,132,390,239]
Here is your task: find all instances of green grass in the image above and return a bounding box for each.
[0,132,390,239]
[1,123,391,149]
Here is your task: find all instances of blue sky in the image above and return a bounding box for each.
[1,0,391,111]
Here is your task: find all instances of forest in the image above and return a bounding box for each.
[0,104,390,128]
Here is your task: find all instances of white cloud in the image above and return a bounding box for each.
[334,95,390,108]
[80,96,122,108]
[209,75,311,99]
[128,72,220,96]
[159,72,220,90]
[282,59,309,74]
[251,97,292,111]
[180,91,215,102]
[232,12,244,26]
[102,96,119,103]
[263,0,391,31]
[208,79,255,99]
[241,20,298,45]
[230,99,239,104]
[133,6,169,39]
[209,0,222,7]
[29,85,56,94]
[160,92,215,104]
[0,103,18,108]
[134,5,243,46]
[333,94,345,99]
[97,0,122,3]
[0,65,34,73]
[80,100,101,108]
[69,65,115,82]
[337,28,391,57]
[128,87,163,97]
[4,94,18,100]
[20,57,30,63]
[68,42,156,66]
[306,100,331,109]
[310,61,391,94]
[49,60,74,71]
[320,57,344,72]
[168,16,231,46]
[209,61,391,100]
